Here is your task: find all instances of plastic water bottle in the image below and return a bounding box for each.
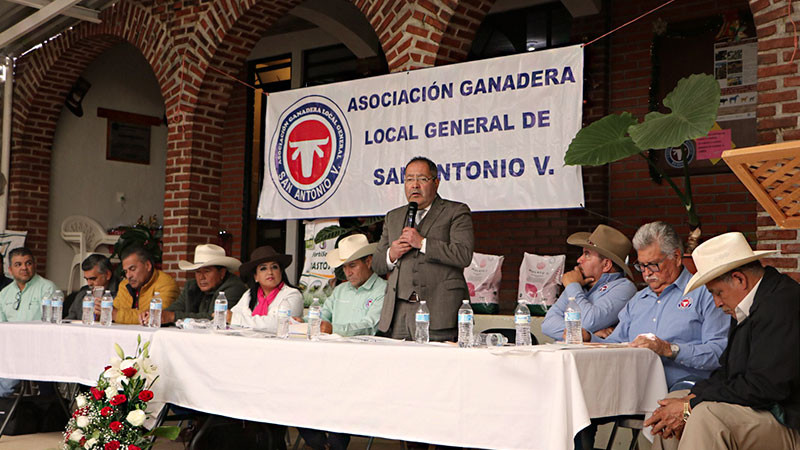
[41,294,51,323]
[277,298,290,338]
[514,299,532,346]
[81,290,95,326]
[565,296,582,345]
[414,300,430,344]
[51,290,64,324]
[100,290,113,327]
[307,297,321,341]
[213,292,228,330]
[148,291,162,328]
[457,299,474,348]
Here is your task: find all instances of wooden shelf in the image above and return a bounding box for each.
[722,141,800,229]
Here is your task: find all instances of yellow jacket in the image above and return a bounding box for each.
[113,269,179,324]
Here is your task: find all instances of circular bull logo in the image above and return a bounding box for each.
[269,95,350,209]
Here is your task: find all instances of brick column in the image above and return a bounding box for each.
[751,0,800,281]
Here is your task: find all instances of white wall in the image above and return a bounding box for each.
[46,42,166,291]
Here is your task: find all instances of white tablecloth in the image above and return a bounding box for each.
[150,330,668,450]
[0,322,155,386]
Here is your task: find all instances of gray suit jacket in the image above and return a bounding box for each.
[372,195,474,331]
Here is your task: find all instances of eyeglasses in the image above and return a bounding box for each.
[404,176,435,184]
[13,291,21,310]
[633,255,669,273]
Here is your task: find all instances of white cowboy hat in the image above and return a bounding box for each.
[325,234,378,269]
[684,232,777,294]
[178,244,241,272]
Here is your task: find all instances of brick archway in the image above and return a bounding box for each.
[9,1,171,269]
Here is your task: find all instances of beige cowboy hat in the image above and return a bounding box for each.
[178,244,241,272]
[567,224,634,279]
[684,232,776,294]
[325,234,378,269]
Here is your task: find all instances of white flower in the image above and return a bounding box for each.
[85,437,97,448]
[126,409,146,427]
[69,429,84,442]
[105,387,117,400]
[76,416,89,428]
[134,356,158,383]
[75,394,87,408]
[120,358,138,372]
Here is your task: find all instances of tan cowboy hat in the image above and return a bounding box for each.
[567,224,633,279]
[178,244,241,272]
[325,234,378,269]
[684,232,776,294]
[239,246,293,277]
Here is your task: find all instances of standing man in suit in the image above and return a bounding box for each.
[372,156,474,342]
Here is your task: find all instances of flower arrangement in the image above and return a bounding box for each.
[63,336,179,450]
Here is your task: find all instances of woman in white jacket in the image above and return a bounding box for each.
[230,246,303,332]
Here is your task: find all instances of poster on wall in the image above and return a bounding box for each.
[257,45,585,220]
[298,219,338,307]
[714,37,757,123]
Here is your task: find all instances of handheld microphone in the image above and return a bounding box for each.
[405,202,418,228]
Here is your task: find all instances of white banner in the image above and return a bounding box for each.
[258,45,584,220]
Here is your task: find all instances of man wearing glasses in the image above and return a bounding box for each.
[586,222,729,391]
[372,156,474,342]
[0,247,57,397]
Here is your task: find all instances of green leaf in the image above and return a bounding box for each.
[314,226,348,244]
[564,113,640,166]
[144,425,181,440]
[629,73,720,150]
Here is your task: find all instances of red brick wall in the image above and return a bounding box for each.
[597,0,759,251]
[750,0,800,282]
[219,74,248,261]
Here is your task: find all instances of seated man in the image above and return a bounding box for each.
[647,232,800,449]
[66,254,119,320]
[587,221,730,390]
[140,244,246,326]
[542,224,636,340]
[0,247,57,397]
[297,234,386,450]
[113,246,179,324]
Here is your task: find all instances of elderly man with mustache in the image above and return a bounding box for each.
[584,221,730,392]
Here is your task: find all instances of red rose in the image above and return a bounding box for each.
[90,387,103,400]
[128,446,141,450]
[109,421,123,433]
[80,437,86,446]
[110,394,127,406]
[101,406,113,416]
[138,390,153,402]
[121,367,137,378]
[104,365,112,371]
[105,441,120,450]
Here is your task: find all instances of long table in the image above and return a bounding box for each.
[0,323,667,449]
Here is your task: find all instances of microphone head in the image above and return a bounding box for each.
[408,201,418,212]
[405,202,418,228]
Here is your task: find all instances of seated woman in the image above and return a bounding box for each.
[230,246,303,332]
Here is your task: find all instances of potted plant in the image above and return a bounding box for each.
[564,73,720,253]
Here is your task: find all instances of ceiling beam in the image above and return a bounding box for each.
[0,0,84,49]
[5,0,101,23]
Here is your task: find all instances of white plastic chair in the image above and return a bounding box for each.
[60,216,118,293]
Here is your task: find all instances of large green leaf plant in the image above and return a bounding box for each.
[565,73,720,251]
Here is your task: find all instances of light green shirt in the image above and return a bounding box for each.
[320,273,386,337]
[0,274,57,322]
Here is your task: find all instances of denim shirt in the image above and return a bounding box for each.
[542,272,636,340]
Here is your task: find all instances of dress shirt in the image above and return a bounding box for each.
[385,207,430,270]
[734,275,762,324]
[597,267,730,389]
[541,272,636,340]
[319,273,387,336]
[0,274,57,322]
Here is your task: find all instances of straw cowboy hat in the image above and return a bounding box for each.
[178,244,241,272]
[683,232,776,294]
[566,224,633,279]
[325,234,378,269]
[239,246,293,277]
